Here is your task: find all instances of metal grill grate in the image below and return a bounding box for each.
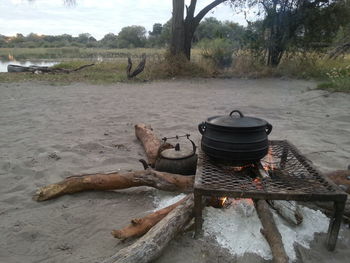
[195,140,345,201]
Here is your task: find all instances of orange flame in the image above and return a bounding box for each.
[219,197,227,207]
[253,177,263,190]
[262,147,278,171]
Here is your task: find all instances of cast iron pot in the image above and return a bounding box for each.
[198,110,273,165]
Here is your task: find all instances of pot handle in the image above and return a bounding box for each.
[198,122,206,135]
[266,123,273,135]
[230,110,244,118]
[188,138,197,154]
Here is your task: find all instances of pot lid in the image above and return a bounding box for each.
[160,143,195,160]
[207,110,268,128]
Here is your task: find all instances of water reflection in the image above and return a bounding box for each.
[0,60,58,72]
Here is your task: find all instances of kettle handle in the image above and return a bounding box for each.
[188,138,197,154]
[266,123,273,135]
[230,110,244,117]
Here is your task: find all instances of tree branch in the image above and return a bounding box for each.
[186,0,197,20]
[194,0,227,25]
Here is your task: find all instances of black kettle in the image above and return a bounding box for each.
[155,135,198,176]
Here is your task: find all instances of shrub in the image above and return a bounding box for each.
[145,51,211,79]
[318,65,350,92]
[197,38,234,68]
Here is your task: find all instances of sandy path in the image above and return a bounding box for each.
[0,79,349,263]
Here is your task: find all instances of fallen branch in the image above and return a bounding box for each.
[254,200,289,263]
[135,123,167,167]
[30,63,95,74]
[33,168,194,201]
[126,54,146,79]
[102,194,194,263]
[112,195,187,239]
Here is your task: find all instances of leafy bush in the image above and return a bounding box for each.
[318,65,350,92]
[197,38,234,68]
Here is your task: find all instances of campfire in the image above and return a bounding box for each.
[33,124,348,263]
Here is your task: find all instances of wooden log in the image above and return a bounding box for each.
[33,168,194,201]
[325,169,350,194]
[268,200,303,226]
[111,195,186,239]
[254,200,289,263]
[256,165,303,225]
[102,194,194,263]
[135,123,162,167]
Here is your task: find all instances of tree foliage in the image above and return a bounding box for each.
[117,26,146,48]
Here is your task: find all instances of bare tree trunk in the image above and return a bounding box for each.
[170,0,185,56]
[170,0,227,60]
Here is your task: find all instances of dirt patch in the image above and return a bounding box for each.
[0,79,349,262]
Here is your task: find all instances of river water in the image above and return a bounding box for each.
[0,60,58,72]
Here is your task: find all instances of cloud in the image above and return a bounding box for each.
[0,0,248,39]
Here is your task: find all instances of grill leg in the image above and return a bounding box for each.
[326,201,346,251]
[194,191,203,238]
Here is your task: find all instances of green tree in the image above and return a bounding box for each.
[147,23,163,47]
[255,0,335,66]
[117,25,146,48]
[171,0,237,59]
[100,33,118,48]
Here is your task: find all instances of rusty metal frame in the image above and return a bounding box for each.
[194,140,347,251]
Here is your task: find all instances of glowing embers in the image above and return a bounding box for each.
[261,147,280,172]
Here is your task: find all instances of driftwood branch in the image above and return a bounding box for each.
[102,194,194,263]
[135,123,162,167]
[254,200,289,263]
[32,63,95,74]
[126,54,146,79]
[33,168,194,201]
[112,195,187,239]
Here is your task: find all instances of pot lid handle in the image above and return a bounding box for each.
[229,110,244,118]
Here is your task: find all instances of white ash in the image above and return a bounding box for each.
[154,194,330,262]
[153,192,187,211]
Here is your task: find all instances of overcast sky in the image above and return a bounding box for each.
[0,0,252,40]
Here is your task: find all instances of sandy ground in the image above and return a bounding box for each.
[0,78,349,263]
